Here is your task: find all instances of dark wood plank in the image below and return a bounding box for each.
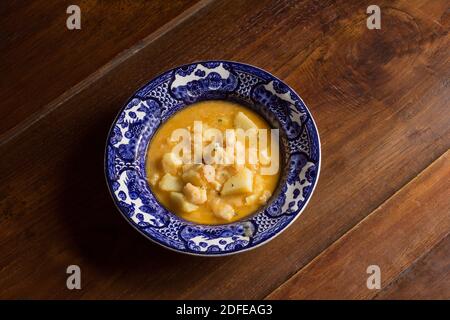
[375,234,450,300]
[0,0,200,139]
[0,0,448,299]
[267,150,450,299]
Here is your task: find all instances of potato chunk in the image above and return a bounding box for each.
[221,168,254,196]
[234,112,257,130]
[226,196,244,207]
[170,192,198,212]
[259,190,272,204]
[148,173,160,186]
[209,198,235,221]
[182,170,205,187]
[161,152,182,174]
[159,173,183,192]
[183,183,207,205]
[245,194,259,205]
[246,189,271,205]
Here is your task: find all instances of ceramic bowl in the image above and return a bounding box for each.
[105,61,320,256]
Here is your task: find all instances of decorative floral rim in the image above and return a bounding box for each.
[104,61,321,256]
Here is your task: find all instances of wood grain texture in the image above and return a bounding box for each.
[0,0,200,139]
[0,0,448,299]
[375,234,450,300]
[267,150,450,299]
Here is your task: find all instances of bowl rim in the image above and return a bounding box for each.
[104,60,321,256]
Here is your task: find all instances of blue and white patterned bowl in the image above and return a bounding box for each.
[105,61,320,256]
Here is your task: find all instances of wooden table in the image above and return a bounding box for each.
[0,0,449,299]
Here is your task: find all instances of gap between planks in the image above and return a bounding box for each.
[264,148,450,299]
[0,0,215,147]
